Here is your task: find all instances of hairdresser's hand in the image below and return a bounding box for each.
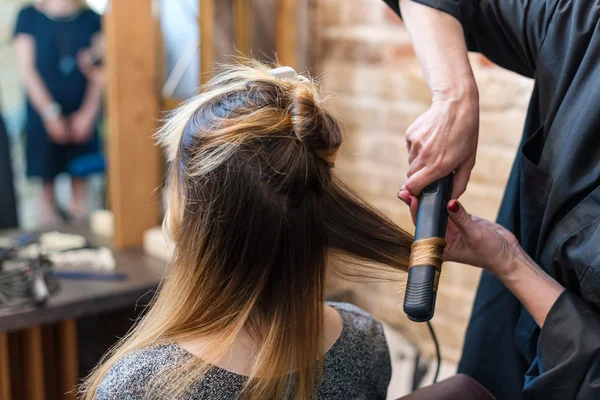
[398,192,520,278]
[442,199,520,277]
[404,92,479,199]
[399,0,479,199]
[399,194,564,328]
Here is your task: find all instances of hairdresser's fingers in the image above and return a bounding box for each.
[405,112,427,162]
[406,133,413,155]
[407,135,425,165]
[406,156,423,180]
[447,200,477,238]
[497,228,517,243]
[405,166,449,196]
[397,189,411,205]
[476,219,498,230]
[450,156,475,199]
[409,196,419,225]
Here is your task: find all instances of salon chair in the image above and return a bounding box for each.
[398,374,495,400]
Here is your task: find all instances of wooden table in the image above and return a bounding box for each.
[0,226,166,400]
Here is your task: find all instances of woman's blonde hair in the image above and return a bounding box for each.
[80,60,412,399]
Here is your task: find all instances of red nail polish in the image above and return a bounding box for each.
[448,200,460,213]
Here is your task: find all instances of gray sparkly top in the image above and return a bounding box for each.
[95,302,391,399]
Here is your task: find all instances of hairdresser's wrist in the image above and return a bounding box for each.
[492,245,530,282]
[431,77,478,106]
[493,245,564,327]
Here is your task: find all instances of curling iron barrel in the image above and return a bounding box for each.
[403,174,453,322]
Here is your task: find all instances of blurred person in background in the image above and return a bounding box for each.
[13,0,103,226]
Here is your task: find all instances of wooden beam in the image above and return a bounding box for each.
[105,0,161,248]
[233,0,251,55]
[22,327,45,400]
[56,320,78,400]
[0,332,11,400]
[7,333,22,400]
[162,96,184,112]
[200,0,216,85]
[41,325,58,400]
[276,0,296,68]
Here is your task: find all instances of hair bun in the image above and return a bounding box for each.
[290,84,342,164]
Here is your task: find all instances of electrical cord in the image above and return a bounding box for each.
[427,320,441,384]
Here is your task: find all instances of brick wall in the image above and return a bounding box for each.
[317,0,534,363]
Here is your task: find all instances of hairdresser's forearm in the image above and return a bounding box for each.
[498,249,564,328]
[399,0,477,101]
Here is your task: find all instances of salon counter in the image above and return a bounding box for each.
[0,224,166,400]
[0,244,165,332]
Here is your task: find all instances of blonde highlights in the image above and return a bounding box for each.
[81,60,413,399]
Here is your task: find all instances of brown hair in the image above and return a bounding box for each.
[81,60,413,399]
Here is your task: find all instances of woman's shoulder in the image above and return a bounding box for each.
[94,344,191,399]
[328,302,382,330]
[327,302,388,350]
[324,302,391,397]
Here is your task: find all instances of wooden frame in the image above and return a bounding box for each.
[162,96,184,112]
[105,0,161,248]
[23,326,45,400]
[0,322,79,400]
[233,0,251,55]
[200,0,215,85]
[276,0,297,68]
[57,320,78,399]
[0,333,10,400]
[199,0,297,81]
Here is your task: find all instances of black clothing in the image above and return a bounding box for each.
[384,1,600,399]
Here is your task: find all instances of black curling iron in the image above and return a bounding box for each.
[403,174,453,322]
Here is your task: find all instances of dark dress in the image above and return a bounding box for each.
[13,5,101,181]
[384,1,600,399]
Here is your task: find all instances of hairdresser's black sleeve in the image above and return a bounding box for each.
[382,0,558,78]
[523,290,600,399]
[520,192,600,400]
